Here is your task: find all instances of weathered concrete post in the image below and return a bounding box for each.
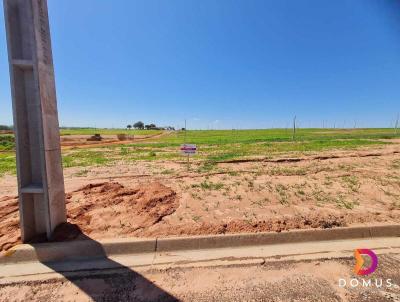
[3,0,66,242]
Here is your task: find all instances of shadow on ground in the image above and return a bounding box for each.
[30,223,178,302]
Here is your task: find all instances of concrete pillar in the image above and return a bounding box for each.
[3,0,66,242]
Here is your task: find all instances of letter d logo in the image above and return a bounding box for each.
[354,249,378,276]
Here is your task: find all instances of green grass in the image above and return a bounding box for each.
[0,128,399,176]
[335,196,359,209]
[60,127,162,136]
[125,128,395,162]
[192,180,225,190]
[157,128,400,145]
[62,150,112,168]
[1,138,115,175]
[275,184,290,205]
[0,153,16,177]
[0,135,14,151]
[120,139,388,163]
[341,175,361,192]
[269,166,308,176]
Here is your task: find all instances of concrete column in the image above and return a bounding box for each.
[3,0,66,242]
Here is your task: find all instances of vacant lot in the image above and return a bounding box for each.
[0,128,399,250]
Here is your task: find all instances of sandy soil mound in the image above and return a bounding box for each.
[65,181,178,239]
[2,140,400,251]
[137,213,347,237]
[0,182,178,251]
[0,196,20,251]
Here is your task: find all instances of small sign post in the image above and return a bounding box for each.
[180,144,197,170]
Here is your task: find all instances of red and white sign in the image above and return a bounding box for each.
[180,144,197,155]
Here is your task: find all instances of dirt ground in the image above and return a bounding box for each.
[0,143,399,251]
[0,254,399,301]
[60,132,169,149]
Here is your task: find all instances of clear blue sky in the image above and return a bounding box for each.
[1,0,400,129]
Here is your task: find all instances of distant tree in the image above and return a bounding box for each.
[145,123,157,130]
[127,125,132,130]
[133,121,144,129]
[0,125,11,130]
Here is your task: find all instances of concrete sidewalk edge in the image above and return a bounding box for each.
[1,224,399,264]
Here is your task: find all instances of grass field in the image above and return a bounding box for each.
[60,128,162,136]
[1,127,400,243]
[61,128,398,169]
[158,128,400,144]
[0,128,399,176]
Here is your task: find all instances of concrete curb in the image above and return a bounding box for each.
[1,224,399,264]
[156,224,400,251]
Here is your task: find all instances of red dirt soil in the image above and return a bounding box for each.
[137,214,347,238]
[65,181,178,238]
[0,180,349,252]
[0,179,395,252]
[0,195,20,251]
[0,182,178,251]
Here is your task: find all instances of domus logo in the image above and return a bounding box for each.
[338,248,396,289]
[354,249,378,276]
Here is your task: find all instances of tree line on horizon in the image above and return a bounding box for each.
[126,121,175,131]
[0,125,12,131]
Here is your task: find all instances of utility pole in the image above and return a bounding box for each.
[184,119,187,143]
[292,116,297,141]
[3,0,66,241]
[395,113,399,134]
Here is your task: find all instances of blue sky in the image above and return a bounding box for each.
[1,0,400,129]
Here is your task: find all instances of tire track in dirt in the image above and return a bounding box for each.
[218,150,399,164]
[61,131,173,150]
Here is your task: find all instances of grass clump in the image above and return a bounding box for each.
[192,215,201,222]
[391,159,400,170]
[275,184,290,205]
[0,153,16,176]
[342,175,360,192]
[160,169,175,175]
[192,180,224,191]
[335,196,359,209]
[0,136,14,151]
[269,167,307,176]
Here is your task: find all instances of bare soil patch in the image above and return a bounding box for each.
[0,196,20,251]
[60,131,169,149]
[139,213,347,237]
[0,143,399,251]
[65,181,178,238]
[0,182,178,251]
[1,252,399,301]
